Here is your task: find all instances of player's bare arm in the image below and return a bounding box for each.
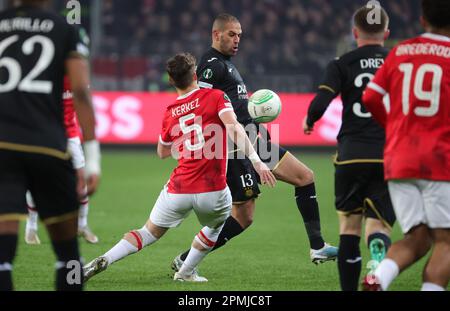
[66,57,100,195]
[157,142,172,159]
[219,110,276,188]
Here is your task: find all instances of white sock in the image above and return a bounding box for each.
[26,209,39,231]
[78,199,89,229]
[178,226,223,275]
[421,282,445,291]
[374,258,399,291]
[103,239,138,265]
[179,247,208,275]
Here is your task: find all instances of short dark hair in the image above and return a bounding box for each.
[166,53,196,90]
[422,0,450,29]
[213,13,240,31]
[353,5,389,37]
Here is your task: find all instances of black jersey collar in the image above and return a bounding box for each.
[210,47,231,61]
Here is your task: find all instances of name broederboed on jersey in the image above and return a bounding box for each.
[321,45,389,161]
[196,48,253,125]
[0,6,88,157]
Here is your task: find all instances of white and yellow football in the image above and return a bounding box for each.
[248,89,282,123]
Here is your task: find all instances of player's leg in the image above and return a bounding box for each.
[68,137,98,244]
[175,158,258,264]
[263,140,337,260]
[44,217,83,291]
[175,224,224,282]
[84,219,166,281]
[0,221,19,291]
[420,180,450,290]
[370,180,433,291]
[77,184,98,244]
[28,153,83,291]
[338,213,363,291]
[363,171,396,271]
[0,150,28,291]
[175,187,232,282]
[421,229,450,290]
[334,163,367,291]
[84,186,190,281]
[24,191,41,245]
[365,218,391,266]
[370,224,431,291]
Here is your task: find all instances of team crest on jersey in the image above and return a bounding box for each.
[203,69,213,79]
[245,189,254,197]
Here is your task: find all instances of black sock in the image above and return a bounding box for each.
[180,216,245,261]
[295,184,324,250]
[51,238,83,291]
[338,234,361,291]
[0,235,18,291]
[367,232,391,251]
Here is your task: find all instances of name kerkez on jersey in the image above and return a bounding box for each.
[171,99,200,117]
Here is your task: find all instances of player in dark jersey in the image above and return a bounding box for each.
[0,0,100,291]
[172,13,337,275]
[304,6,395,291]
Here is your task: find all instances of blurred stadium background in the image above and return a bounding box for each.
[2,0,440,291]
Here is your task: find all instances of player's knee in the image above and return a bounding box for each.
[124,226,158,250]
[233,212,253,229]
[339,216,362,236]
[232,201,254,229]
[294,168,315,187]
[405,228,432,258]
[194,226,222,252]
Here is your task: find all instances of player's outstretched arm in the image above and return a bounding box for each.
[66,57,101,195]
[304,89,336,135]
[220,111,276,187]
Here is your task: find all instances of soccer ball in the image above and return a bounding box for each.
[248,89,282,123]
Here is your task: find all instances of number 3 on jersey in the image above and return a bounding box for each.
[399,63,442,117]
[0,35,55,94]
[353,72,374,118]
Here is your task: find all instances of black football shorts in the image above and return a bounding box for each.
[0,149,79,224]
[334,162,396,228]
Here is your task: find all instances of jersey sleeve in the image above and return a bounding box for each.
[159,111,173,146]
[216,92,234,117]
[65,25,90,60]
[318,59,343,95]
[306,60,342,126]
[197,60,227,89]
[362,50,395,127]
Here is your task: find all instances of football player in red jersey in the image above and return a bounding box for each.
[24,77,99,245]
[362,0,450,291]
[83,53,276,282]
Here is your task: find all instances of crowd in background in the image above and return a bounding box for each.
[91,0,422,92]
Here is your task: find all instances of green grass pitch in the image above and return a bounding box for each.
[13,151,435,291]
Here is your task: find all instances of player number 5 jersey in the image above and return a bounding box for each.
[159,88,234,194]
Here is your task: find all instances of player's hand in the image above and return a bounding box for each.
[303,116,314,135]
[83,140,101,196]
[76,169,87,201]
[253,162,277,187]
[85,173,100,196]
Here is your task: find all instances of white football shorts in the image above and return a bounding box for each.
[388,179,450,233]
[150,185,232,228]
[68,137,85,170]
